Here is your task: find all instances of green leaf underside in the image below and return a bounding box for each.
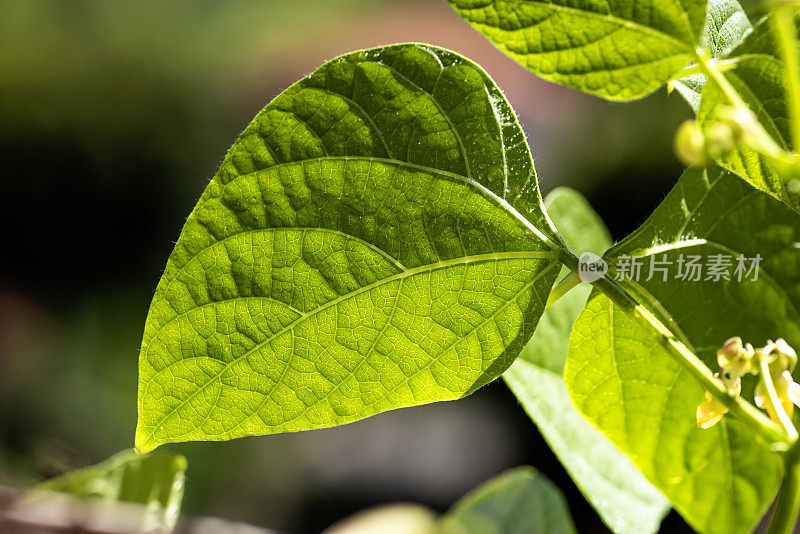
[440,467,576,534]
[504,188,669,534]
[32,450,186,531]
[447,0,707,101]
[699,16,800,213]
[672,0,752,112]
[567,165,800,534]
[136,44,561,453]
[700,0,752,58]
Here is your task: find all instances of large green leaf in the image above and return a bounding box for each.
[698,15,800,212]
[504,187,669,534]
[447,0,708,101]
[566,165,800,533]
[135,44,562,453]
[26,449,186,532]
[439,466,576,534]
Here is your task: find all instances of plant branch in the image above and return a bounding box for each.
[767,440,800,534]
[771,1,800,153]
[759,355,799,441]
[557,249,789,448]
[696,52,797,168]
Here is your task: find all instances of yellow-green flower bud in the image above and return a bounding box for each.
[704,122,738,160]
[697,391,728,429]
[674,120,707,166]
[759,338,798,372]
[716,336,755,378]
[775,338,798,372]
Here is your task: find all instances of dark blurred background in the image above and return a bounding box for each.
[2,0,759,531]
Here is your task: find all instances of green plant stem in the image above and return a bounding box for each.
[759,356,799,441]
[697,52,795,165]
[544,271,581,310]
[771,1,800,153]
[767,441,800,534]
[557,249,789,448]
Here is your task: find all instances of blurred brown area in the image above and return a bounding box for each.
[0,0,742,532]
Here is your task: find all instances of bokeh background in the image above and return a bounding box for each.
[0,0,765,532]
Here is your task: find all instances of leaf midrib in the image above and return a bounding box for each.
[140,250,560,446]
[161,155,561,291]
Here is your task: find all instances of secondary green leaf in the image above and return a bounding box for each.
[700,0,752,58]
[605,165,800,354]
[671,0,753,111]
[135,44,562,453]
[447,0,708,101]
[25,449,186,532]
[566,165,800,533]
[504,187,669,534]
[566,293,782,534]
[698,15,800,212]
[439,466,576,534]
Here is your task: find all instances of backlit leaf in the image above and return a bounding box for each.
[135,44,562,453]
[566,165,800,533]
[566,293,782,534]
[447,0,708,101]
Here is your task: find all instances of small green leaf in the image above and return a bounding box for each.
[447,0,708,101]
[566,165,800,534]
[29,449,186,532]
[136,44,562,453]
[504,187,669,534]
[439,466,576,534]
[671,0,753,111]
[698,16,800,212]
[700,0,752,58]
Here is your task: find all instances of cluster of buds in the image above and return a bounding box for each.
[697,337,799,429]
[674,107,758,167]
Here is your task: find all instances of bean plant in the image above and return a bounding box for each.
[21,0,800,532]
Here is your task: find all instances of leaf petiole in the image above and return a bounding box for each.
[770,0,800,153]
[544,271,581,311]
[767,440,800,534]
